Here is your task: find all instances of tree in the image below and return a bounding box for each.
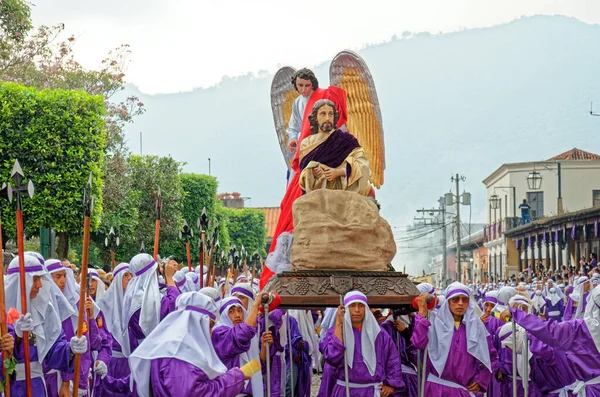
[0,83,106,256]
[126,155,184,258]
[0,1,145,260]
[223,208,267,257]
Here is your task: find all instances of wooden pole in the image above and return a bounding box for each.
[72,216,91,397]
[15,209,32,397]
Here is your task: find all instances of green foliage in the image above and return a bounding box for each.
[127,155,184,257]
[0,83,106,244]
[223,208,267,257]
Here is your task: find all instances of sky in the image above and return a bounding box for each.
[31,0,600,94]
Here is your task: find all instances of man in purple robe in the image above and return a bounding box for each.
[258,308,285,397]
[320,290,404,397]
[285,313,311,397]
[544,287,565,323]
[501,286,600,395]
[122,254,180,356]
[129,292,258,397]
[380,313,418,397]
[6,255,89,397]
[564,276,590,320]
[411,282,499,396]
[97,262,134,397]
[45,259,102,397]
[298,99,372,196]
[212,294,270,396]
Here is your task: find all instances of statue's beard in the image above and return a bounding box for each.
[320,121,333,133]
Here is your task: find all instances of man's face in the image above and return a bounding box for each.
[295,77,314,97]
[317,105,335,133]
[30,276,43,299]
[483,302,495,315]
[583,281,591,293]
[228,306,244,326]
[235,295,250,310]
[89,279,98,297]
[51,270,67,292]
[349,302,365,327]
[448,295,468,317]
[122,271,133,292]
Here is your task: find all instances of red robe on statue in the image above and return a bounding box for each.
[260,86,347,289]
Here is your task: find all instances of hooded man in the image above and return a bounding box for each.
[411,282,499,396]
[212,294,269,396]
[320,290,404,397]
[544,287,565,323]
[503,285,600,395]
[7,255,89,397]
[564,276,591,320]
[97,262,134,396]
[121,253,180,356]
[129,292,258,397]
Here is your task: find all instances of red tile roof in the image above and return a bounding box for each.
[548,148,600,160]
[253,207,281,239]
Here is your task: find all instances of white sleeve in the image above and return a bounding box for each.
[286,98,302,141]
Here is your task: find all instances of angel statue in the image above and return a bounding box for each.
[260,50,386,289]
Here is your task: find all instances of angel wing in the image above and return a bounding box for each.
[270,67,299,170]
[330,50,385,188]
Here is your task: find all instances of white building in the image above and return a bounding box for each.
[483,148,600,280]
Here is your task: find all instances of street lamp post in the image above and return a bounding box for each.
[445,174,470,283]
[527,162,563,215]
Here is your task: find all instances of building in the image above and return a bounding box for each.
[253,207,281,252]
[483,148,600,280]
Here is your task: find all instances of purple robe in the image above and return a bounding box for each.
[299,129,361,171]
[528,335,577,396]
[212,322,257,395]
[319,326,405,397]
[317,335,336,397]
[91,312,120,397]
[563,292,588,321]
[380,320,418,397]
[285,315,311,397]
[411,313,499,396]
[101,338,132,397]
[544,297,565,323]
[512,308,600,395]
[58,304,102,394]
[127,286,181,353]
[149,357,246,397]
[10,326,74,397]
[258,309,285,397]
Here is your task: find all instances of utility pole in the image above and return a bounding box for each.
[446,174,469,283]
[415,197,447,288]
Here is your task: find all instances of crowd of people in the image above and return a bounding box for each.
[1,250,599,396]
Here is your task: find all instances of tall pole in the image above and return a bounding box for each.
[153,187,162,262]
[6,160,34,397]
[73,173,94,397]
[208,158,211,176]
[557,162,563,215]
[455,174,462,283]
[441,203,447,288]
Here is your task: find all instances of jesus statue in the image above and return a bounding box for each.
[298,99,371,195]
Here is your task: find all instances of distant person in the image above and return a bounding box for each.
[519,199,531,224]
[590,252,598,269]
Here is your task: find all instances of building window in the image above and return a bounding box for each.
[593,190,600,207]
[527,192,544,219]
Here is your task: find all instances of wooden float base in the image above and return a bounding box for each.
[263,270,419,310]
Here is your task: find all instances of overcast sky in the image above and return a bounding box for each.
[31,0,600,94]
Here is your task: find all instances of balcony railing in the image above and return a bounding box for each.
[484,217,521,242]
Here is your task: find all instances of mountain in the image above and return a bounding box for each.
[118,15,600,274]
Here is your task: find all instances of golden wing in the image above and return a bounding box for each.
[270,67,299,170]
[330,51,385,188]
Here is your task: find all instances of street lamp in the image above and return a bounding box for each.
[527,170,542,190]
[489,194,501,210]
